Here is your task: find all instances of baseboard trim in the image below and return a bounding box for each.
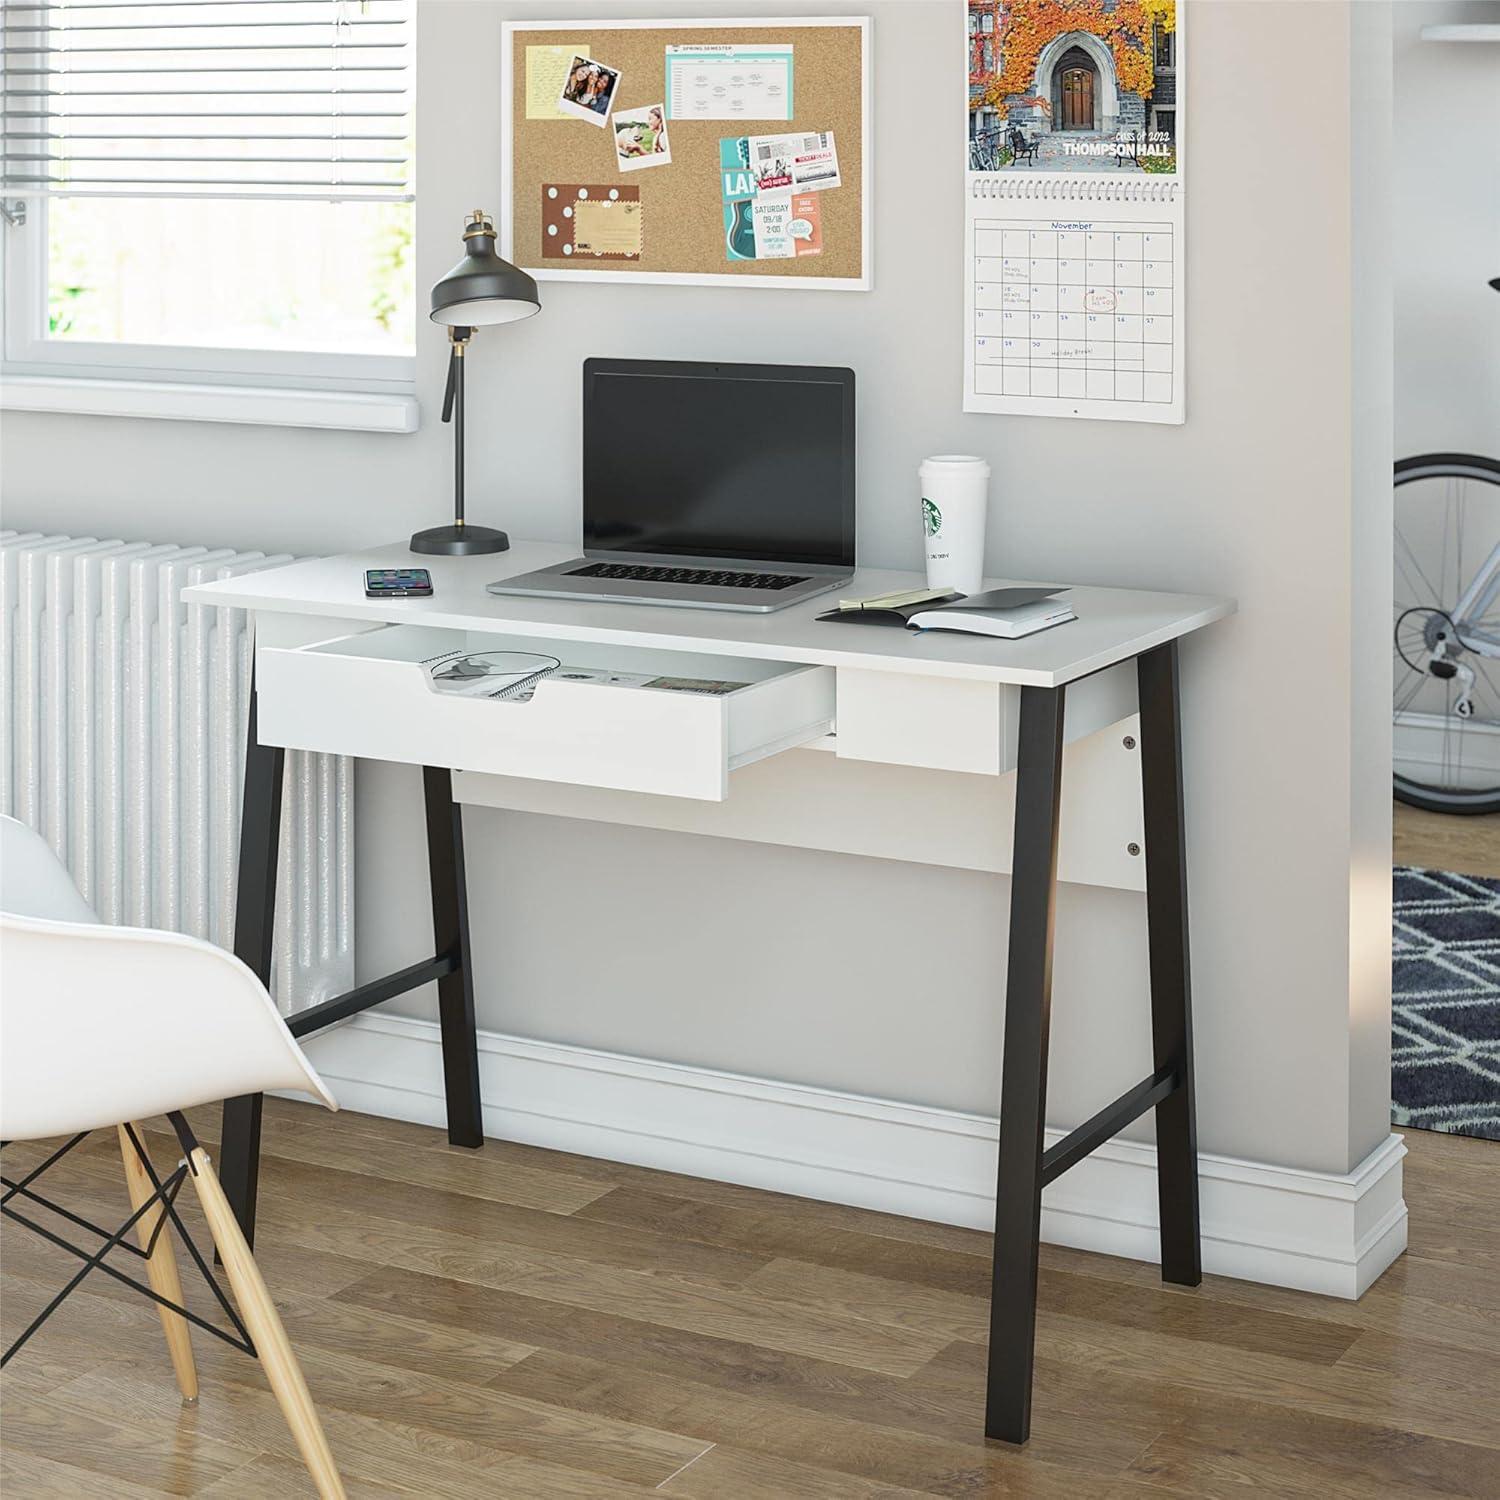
[298,1013,1407,1300]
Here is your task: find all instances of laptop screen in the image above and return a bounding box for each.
[582,359,855,568]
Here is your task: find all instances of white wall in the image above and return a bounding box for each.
[0,2,1393,1179]
[1393,0,1500,457]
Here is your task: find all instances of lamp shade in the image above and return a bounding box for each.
[430,211,540,328]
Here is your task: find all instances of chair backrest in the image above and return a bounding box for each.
[0,816,335,1140]
[0,816,100,925]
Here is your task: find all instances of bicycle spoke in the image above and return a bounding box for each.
[1395,556,1427,610]
[1395,527,1443,605]
[1441,482,1453,612]
[1442,682,1453,788]
[1395,673,1426,716]
[1452,483,1464,618]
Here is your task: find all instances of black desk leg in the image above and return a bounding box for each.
[221,677,285,1248]
[986,683,1067,1446]
[422,767,483,1148]
[1138,641,1203,1287]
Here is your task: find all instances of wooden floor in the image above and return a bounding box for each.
[2,1102,1497,1498]
[1394,799,1500,878]
[4,812,1496,1495]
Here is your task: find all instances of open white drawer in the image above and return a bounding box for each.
[256,624,834,801]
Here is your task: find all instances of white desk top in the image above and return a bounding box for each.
[185,541,1234,689]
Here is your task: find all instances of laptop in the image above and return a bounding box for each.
[488,358,855,613]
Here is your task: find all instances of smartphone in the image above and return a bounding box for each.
[365,568,433,599]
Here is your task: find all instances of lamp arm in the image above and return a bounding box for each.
[441,342,458,425]
[441,326,474,527]
[452,340,465,527]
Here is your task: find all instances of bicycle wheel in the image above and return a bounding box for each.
[1393,453,1500,814]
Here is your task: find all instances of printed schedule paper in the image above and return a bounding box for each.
[665,43,794,121]
[963,0,1185,424]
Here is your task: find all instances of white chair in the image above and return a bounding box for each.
[0,815,347,1499]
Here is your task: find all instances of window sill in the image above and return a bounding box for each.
[0,374,419,433]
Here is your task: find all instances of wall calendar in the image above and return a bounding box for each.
[965,0,1185,424]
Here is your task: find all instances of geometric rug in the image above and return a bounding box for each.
[1392,866,1500,1142]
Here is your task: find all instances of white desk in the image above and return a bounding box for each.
[186,541,1233,1446]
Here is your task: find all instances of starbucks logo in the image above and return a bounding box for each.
[921,497,942,537]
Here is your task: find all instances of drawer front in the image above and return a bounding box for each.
[835,669,1009,775]
[256,628,832,802]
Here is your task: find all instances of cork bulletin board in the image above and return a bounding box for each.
[501,17,870,289]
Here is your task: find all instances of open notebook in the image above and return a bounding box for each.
[818,587,1075,639]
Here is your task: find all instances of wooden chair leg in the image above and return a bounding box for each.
[117,1124,199,1406]
[186,1147,346,1500]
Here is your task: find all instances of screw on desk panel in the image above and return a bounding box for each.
[1123,735,1137,750]
[1127,842,1141,857]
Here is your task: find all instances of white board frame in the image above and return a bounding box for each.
[501,16,872,291]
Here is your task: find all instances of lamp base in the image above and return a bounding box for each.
[410,523,510,556]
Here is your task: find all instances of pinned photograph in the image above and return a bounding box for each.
[612,104,671,172]
[558,55,621,126]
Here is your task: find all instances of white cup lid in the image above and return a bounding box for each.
[920,454,990,473]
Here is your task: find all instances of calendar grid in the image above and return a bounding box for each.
[972,218,1175,404]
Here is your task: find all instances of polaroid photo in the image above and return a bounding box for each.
[557,55,621,126]
[612,104,671,172]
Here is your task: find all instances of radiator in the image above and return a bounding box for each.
[0,531,353,1014]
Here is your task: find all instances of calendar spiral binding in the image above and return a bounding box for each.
[969,177,1179,204]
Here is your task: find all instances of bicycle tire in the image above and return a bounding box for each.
[1395,452,1500,485]
[1393,452,1500,815]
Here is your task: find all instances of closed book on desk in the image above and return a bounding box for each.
[907,592,1075,639]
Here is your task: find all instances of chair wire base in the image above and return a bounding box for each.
[1,1114,255,1366]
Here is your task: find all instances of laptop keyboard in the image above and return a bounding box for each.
[566,562,811,591]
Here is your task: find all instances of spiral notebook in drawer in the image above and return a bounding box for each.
[963,0,1186,425]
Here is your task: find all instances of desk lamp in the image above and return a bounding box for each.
[411,210,541,556]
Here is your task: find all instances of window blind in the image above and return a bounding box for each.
[1,0,412,200]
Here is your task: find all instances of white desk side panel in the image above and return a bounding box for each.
[455,710,1147,892]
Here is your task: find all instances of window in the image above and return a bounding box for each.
[1,0,415,422]
[1153,23,1177,71]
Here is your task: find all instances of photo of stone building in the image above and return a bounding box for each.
[968,0,1178,174]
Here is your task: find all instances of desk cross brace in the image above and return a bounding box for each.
[286,954,459,1041]
[1039,1063,1181,1188]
